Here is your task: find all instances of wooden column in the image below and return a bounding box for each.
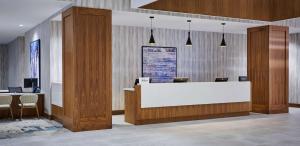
[62,7,112,131]
[247,25,289,114]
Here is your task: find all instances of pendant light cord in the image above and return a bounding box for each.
[150,16,154,30]
[222,22,225,36]
[189,21,191,33]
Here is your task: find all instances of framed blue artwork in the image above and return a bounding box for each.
[30,39,41,88]
[142,46,177,83]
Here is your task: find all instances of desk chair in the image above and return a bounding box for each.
[19,94,39,120]
[8,87,23,93]
[0,95,14,119]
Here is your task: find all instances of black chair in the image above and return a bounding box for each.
[215,78,228,82]
[239,76,249,81]
[8,87,23,93]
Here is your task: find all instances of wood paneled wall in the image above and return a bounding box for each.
[62,7,112,131]
[142,0,272,21]
[248,25,289,114]
[0,45,8,89]
[141,0,300,21]
[271,0,300,21]
[112,25,247,110]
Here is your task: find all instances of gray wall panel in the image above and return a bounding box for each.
[7,37,26,88]
[24,20,51,114]
[112,25,247,110]
[289,34,300,104]
[0,45,8,89]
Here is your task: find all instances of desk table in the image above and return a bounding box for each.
[0,93,44,119]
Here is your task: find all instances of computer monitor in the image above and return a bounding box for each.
[215,78,228,82]
[24,78,38,88]
[239,76,249,81]
[134,79,139,86]
[134,78,152,86]
[173,78,189,83]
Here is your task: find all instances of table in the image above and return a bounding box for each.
[0,93,44,119]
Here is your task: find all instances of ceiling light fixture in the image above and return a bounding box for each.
[186,20,192,46]
[19,24,24,27]
[149,16,156,44]
[220,23,227,47]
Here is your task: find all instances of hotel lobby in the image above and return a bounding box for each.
[0,0,300,146]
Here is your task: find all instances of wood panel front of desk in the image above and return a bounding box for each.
[125,86,250,125]
[0,94,44,119]
[62,7,112,131]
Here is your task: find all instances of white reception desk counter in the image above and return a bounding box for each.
[124,81,251,125]
[140,81,251,108]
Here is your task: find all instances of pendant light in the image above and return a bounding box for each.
[220,23,227,47]
[149,16,155,44]
[186,20,192,46]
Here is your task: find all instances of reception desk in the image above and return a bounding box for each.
[124,82,251,125]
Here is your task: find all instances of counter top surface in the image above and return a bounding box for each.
[138,81,251,108]
[0,93,45,96]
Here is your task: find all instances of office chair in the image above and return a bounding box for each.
[8,87,23,93]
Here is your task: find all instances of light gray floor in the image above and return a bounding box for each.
[1,108,300,146]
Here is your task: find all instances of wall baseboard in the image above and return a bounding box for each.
[43,112,52,120]
[289,103,300,108]
[112,110,124,115]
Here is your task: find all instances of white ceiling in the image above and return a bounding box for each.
[113,11,300,34]
[113,11,262,34]
[131,0,157,8]
[0,0,72,44]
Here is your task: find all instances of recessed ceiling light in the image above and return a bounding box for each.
[19,24,24,27]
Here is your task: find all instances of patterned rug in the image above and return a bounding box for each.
[0,119,68,139]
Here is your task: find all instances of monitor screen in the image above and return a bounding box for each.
[239,76,249,81]
[215,78,229,82]
[24,78,38,88]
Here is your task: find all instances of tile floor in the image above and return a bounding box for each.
[1,108,300,146]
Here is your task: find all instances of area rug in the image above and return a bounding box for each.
[0,119,68,139]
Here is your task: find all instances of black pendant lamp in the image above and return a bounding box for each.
[149,16,155,44]
[220,23,227,47]
[186,20,192,46]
